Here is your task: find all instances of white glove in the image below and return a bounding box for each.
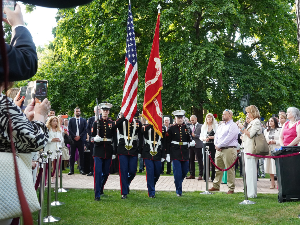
[112,155,116,160]
[190,140,196,147]
[94,135,101,142]
[138,154,141,158]
[166,154,170,163]
[161,158,165,162]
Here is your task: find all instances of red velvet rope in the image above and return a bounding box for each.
[51,156,62,177]
[245,152,300,158]
[209,154,239,171]
[44,163,48,186]
[34,167,43,191]
[0,2,33,224]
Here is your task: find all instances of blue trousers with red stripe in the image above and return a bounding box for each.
[144,159,161,197]
[94,157,111,198]
[118,155,137,195]
[172,160,189,195]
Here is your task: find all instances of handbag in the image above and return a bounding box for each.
[0,152,40,220]
[61,146,70,160]
[253,133,269,156]
[64,134,74,145]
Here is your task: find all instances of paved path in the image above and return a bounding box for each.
[55,174,278,194]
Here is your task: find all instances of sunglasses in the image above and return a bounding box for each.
[224,109,233,115]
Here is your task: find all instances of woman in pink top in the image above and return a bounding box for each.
[279,107,300,146]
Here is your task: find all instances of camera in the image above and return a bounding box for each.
[23,80,48,108]
[2,0,15,19]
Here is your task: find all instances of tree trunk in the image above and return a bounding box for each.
[192,105,205,124]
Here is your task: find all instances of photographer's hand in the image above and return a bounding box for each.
[13,90,25,107]
[3,4,25,28]
[24,98,35,121]
[34,98,51,123]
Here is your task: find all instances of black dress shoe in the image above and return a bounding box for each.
[121,195,127,199]
[87,172,93,176]
[94,197,100,201]
[80,170,86,175]
[68,172,74,175]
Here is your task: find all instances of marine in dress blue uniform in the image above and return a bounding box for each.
[166,110,192,196]
[142,124,166,198]
[92,103,116,201]
[114,112,143,199]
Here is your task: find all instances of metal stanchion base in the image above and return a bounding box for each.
[43,215,61,222]
[57,188,68,193]
[51,201,65,206]
[200,191,214,195]
[239,200,256,205]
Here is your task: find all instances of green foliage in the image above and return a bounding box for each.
[32,0,300,120]
[23,4,36,13]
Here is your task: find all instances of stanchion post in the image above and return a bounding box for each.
[38,152,47,225]
[200,146,213,195]
[51,148,65,206]
[43,150,61,222]
[239,147,255,205]
[58,148,68,193]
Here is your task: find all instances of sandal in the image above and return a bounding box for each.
[270,185,276,189]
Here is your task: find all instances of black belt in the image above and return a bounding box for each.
[220,146,236,150]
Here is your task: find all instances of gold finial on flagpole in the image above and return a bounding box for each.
[157,4,162,14]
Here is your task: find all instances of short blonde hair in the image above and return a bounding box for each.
[46,116,61,132]
[245,105,260,119]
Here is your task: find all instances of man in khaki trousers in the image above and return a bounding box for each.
[209,109,239,194]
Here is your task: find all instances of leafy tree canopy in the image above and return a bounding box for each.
[27,0,299,121]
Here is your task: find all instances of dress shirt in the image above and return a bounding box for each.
[214,119,239,148]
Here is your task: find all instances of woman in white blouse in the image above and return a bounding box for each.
[200,113,218,182]
[264,117,280,189]
[238,105,262,198]
[45,116,63,183]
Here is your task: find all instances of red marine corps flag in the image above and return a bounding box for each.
[142,5,163,137]
[121,1,138,122]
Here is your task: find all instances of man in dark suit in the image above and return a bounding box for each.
[68,107,87,175]
[186,115,204,180]
[86,105,102,176]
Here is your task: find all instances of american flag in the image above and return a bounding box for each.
[121,3,138,122]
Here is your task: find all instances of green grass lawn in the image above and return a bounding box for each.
[34,189,300,225]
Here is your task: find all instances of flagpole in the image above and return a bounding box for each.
[157,4,161,14]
